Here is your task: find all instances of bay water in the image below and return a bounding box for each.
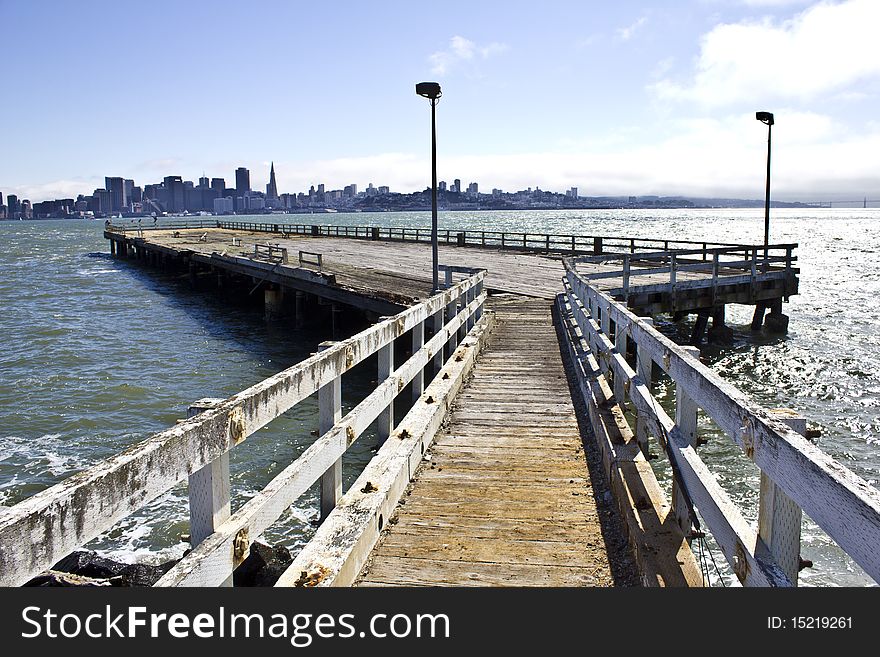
[1,208,877,586]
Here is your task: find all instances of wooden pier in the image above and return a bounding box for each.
[102,220,799,341]
[2,220,879,588]
[356,298,623,587]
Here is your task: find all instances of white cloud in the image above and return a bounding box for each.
[11,118,880,204]
[262,112,879,201]
[428,36,509,76]
[651,0,880,106]
[617,16,648,41]
[5,178,103,202]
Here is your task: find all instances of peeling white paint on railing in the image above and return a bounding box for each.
[0,268,486,587]
[562,260,880,585]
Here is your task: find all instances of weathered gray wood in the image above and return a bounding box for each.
[673,346,700,536]
[614,314,629,403]
[759,411,807,586]
[276,312,495,587]
[0,271,484,587]
[155,291,486,586]
[186,398,229,544]
[431,308,444,374]
[562,282,789,585]
[566,265,880,584]
[319,341,343,522]
[411,320,425,402]
[635,317,654,457]
[353,299,621,587]
[556,290,703,586]
[185,397,233,587]
[377,337,394,445]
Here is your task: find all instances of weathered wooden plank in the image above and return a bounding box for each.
[274,313,496,587]
[318,342,342,522]
[358,556,607,587]
[375,534,608,568]
[0,270,488,585]
[120,225,794,308]
[354,299,620,587]
[556,290,703,586]
[565,281,791,585]
[673,345,700,536]
[566,266,880,583]
[156,292,487,587]
[759,411,807,586]
[386,515,597,541]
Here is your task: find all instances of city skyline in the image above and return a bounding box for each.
[2,1,879,203]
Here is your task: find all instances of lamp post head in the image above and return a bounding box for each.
[756,111,774,126]
[416,82,442,100]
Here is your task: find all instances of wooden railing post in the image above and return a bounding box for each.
[635,318,655,457]
[458,287,468,341]
[318,341,342,522]
[187,397,232,587]
[377,323,394,445]
[613,314,628,403]
[446,287,459,356]
[622,255,631,301]
[475,278,484,321]
[712,252,720,306]
[432,307,444,374]
[411,320,424,402]
[759,411,807,585]
[673,345,701,536]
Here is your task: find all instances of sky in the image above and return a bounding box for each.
[1,0,879,203]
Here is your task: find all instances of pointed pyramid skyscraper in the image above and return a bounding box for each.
[266,161,279,199]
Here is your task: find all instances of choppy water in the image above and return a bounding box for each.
[1,209,878,586]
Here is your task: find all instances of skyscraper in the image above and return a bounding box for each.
[7,194,19,218]
[105,177,126,212]
[124,179,134,209]
[235,167,251,194]
[163,176,185,213]
[211,178,226,196]
[266,161,278,199]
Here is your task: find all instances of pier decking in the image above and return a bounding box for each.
[357,297,620,586]
[104,222,799,330]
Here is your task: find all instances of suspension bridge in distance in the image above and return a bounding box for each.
[800,197,880,208]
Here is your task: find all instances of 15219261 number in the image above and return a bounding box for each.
[768,617,852,630]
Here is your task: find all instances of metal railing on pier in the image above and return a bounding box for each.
[106,219,795,264]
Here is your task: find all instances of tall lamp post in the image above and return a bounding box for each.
[756,111,774,258]
[416,81,442,292]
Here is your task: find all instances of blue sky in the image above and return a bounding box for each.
[2,0,879,202]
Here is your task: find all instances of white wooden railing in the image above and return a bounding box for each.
[561,259,880,586]
[0,269,486,587]
[571,244,797,301]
